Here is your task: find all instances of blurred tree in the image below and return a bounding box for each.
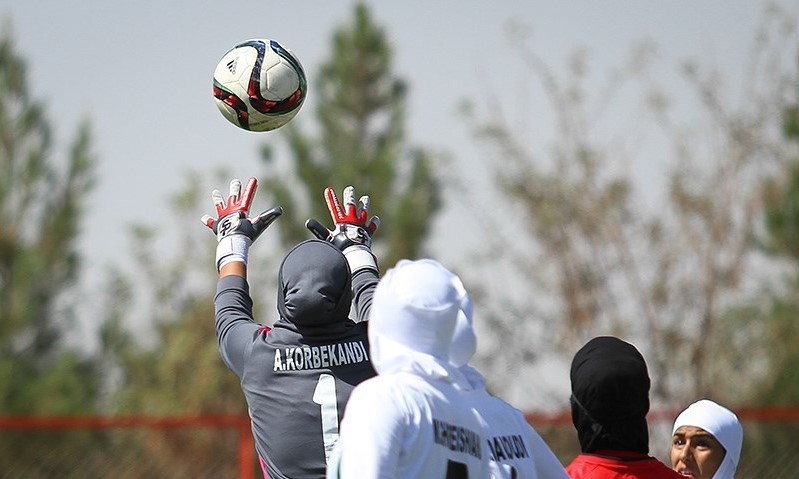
[96,6,445,471]
[0,26,99,414]
[753,96,799,404]
[722,97,799,479]
[99,1,448,416]
[459,4,798,408]
[99,171,245,415]
[95,172,250,475]
[0,24,105,476]
[262,2,442,268]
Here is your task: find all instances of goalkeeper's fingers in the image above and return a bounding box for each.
[239,177,258,211]
[343,186,357,218]
[367,215,380,234]
[305,218,331,240]
[228,178,242,204]
[357,195,369,222]
[324,187,345,223]
[250,206,283,239]
[212,188,225,215]
[201,214,216,230]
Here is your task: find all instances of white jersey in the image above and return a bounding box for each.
[328,371,491,479]
[466,388,569,479]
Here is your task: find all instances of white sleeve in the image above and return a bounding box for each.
[331,380,407,479]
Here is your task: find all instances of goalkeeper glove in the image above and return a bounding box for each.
[201,177,282,271]
[306,185,380,273]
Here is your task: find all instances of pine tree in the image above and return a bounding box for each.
[0,26,98,414]
[756,100,799,404]
[96,7,444,472]
[262,3,441,268]
[0,24,103,476]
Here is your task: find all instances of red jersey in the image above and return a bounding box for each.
[565,450,683,479]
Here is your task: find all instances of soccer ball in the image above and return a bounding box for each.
[213,38,307,132]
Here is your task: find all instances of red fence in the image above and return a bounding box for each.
[1,406,798,478]
[0,414,256,479]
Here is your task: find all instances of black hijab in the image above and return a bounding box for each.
[570,336,651,454]
[276,240,352,328]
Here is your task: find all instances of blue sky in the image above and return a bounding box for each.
[1,0,775,270]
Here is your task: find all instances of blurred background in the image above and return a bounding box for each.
[1,0,798,477]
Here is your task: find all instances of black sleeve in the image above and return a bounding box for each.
[214,275,261,377]
[351,268,379,323]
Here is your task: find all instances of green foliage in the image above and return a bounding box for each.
[460,6,799,407]
[783,105,799,139]
[89,172,250,473]
[100,172,246,415]
[761,162,799,261]
[262,3,441,268]
[108,295,245,414]
[91,17,443,473]
[0,27,98,414]
[755,295,799,403]
[752,95,799,404]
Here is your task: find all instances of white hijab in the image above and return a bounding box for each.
[368,259,471,387]
[672,399,743,479]
[448,284,487,392]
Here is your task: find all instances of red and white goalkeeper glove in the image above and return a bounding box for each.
[305,185,380,273]
[201,177,282,271]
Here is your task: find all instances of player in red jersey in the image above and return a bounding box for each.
[565,336,682,479]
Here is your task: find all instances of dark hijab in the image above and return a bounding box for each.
[570,336,651,454]
[276,240,352,327]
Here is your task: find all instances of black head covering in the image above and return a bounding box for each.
[570,336,651,454]
[276,240,352,327]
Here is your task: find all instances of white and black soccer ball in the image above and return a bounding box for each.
[213,38,307,132]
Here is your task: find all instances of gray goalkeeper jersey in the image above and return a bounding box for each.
[214,240,377,479]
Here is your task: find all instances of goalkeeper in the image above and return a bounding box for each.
[203,178,380,479]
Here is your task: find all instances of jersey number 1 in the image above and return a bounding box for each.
[312,373,340,462]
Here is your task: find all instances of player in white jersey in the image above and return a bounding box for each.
[449,298,569,479]
[328,259,491,479]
